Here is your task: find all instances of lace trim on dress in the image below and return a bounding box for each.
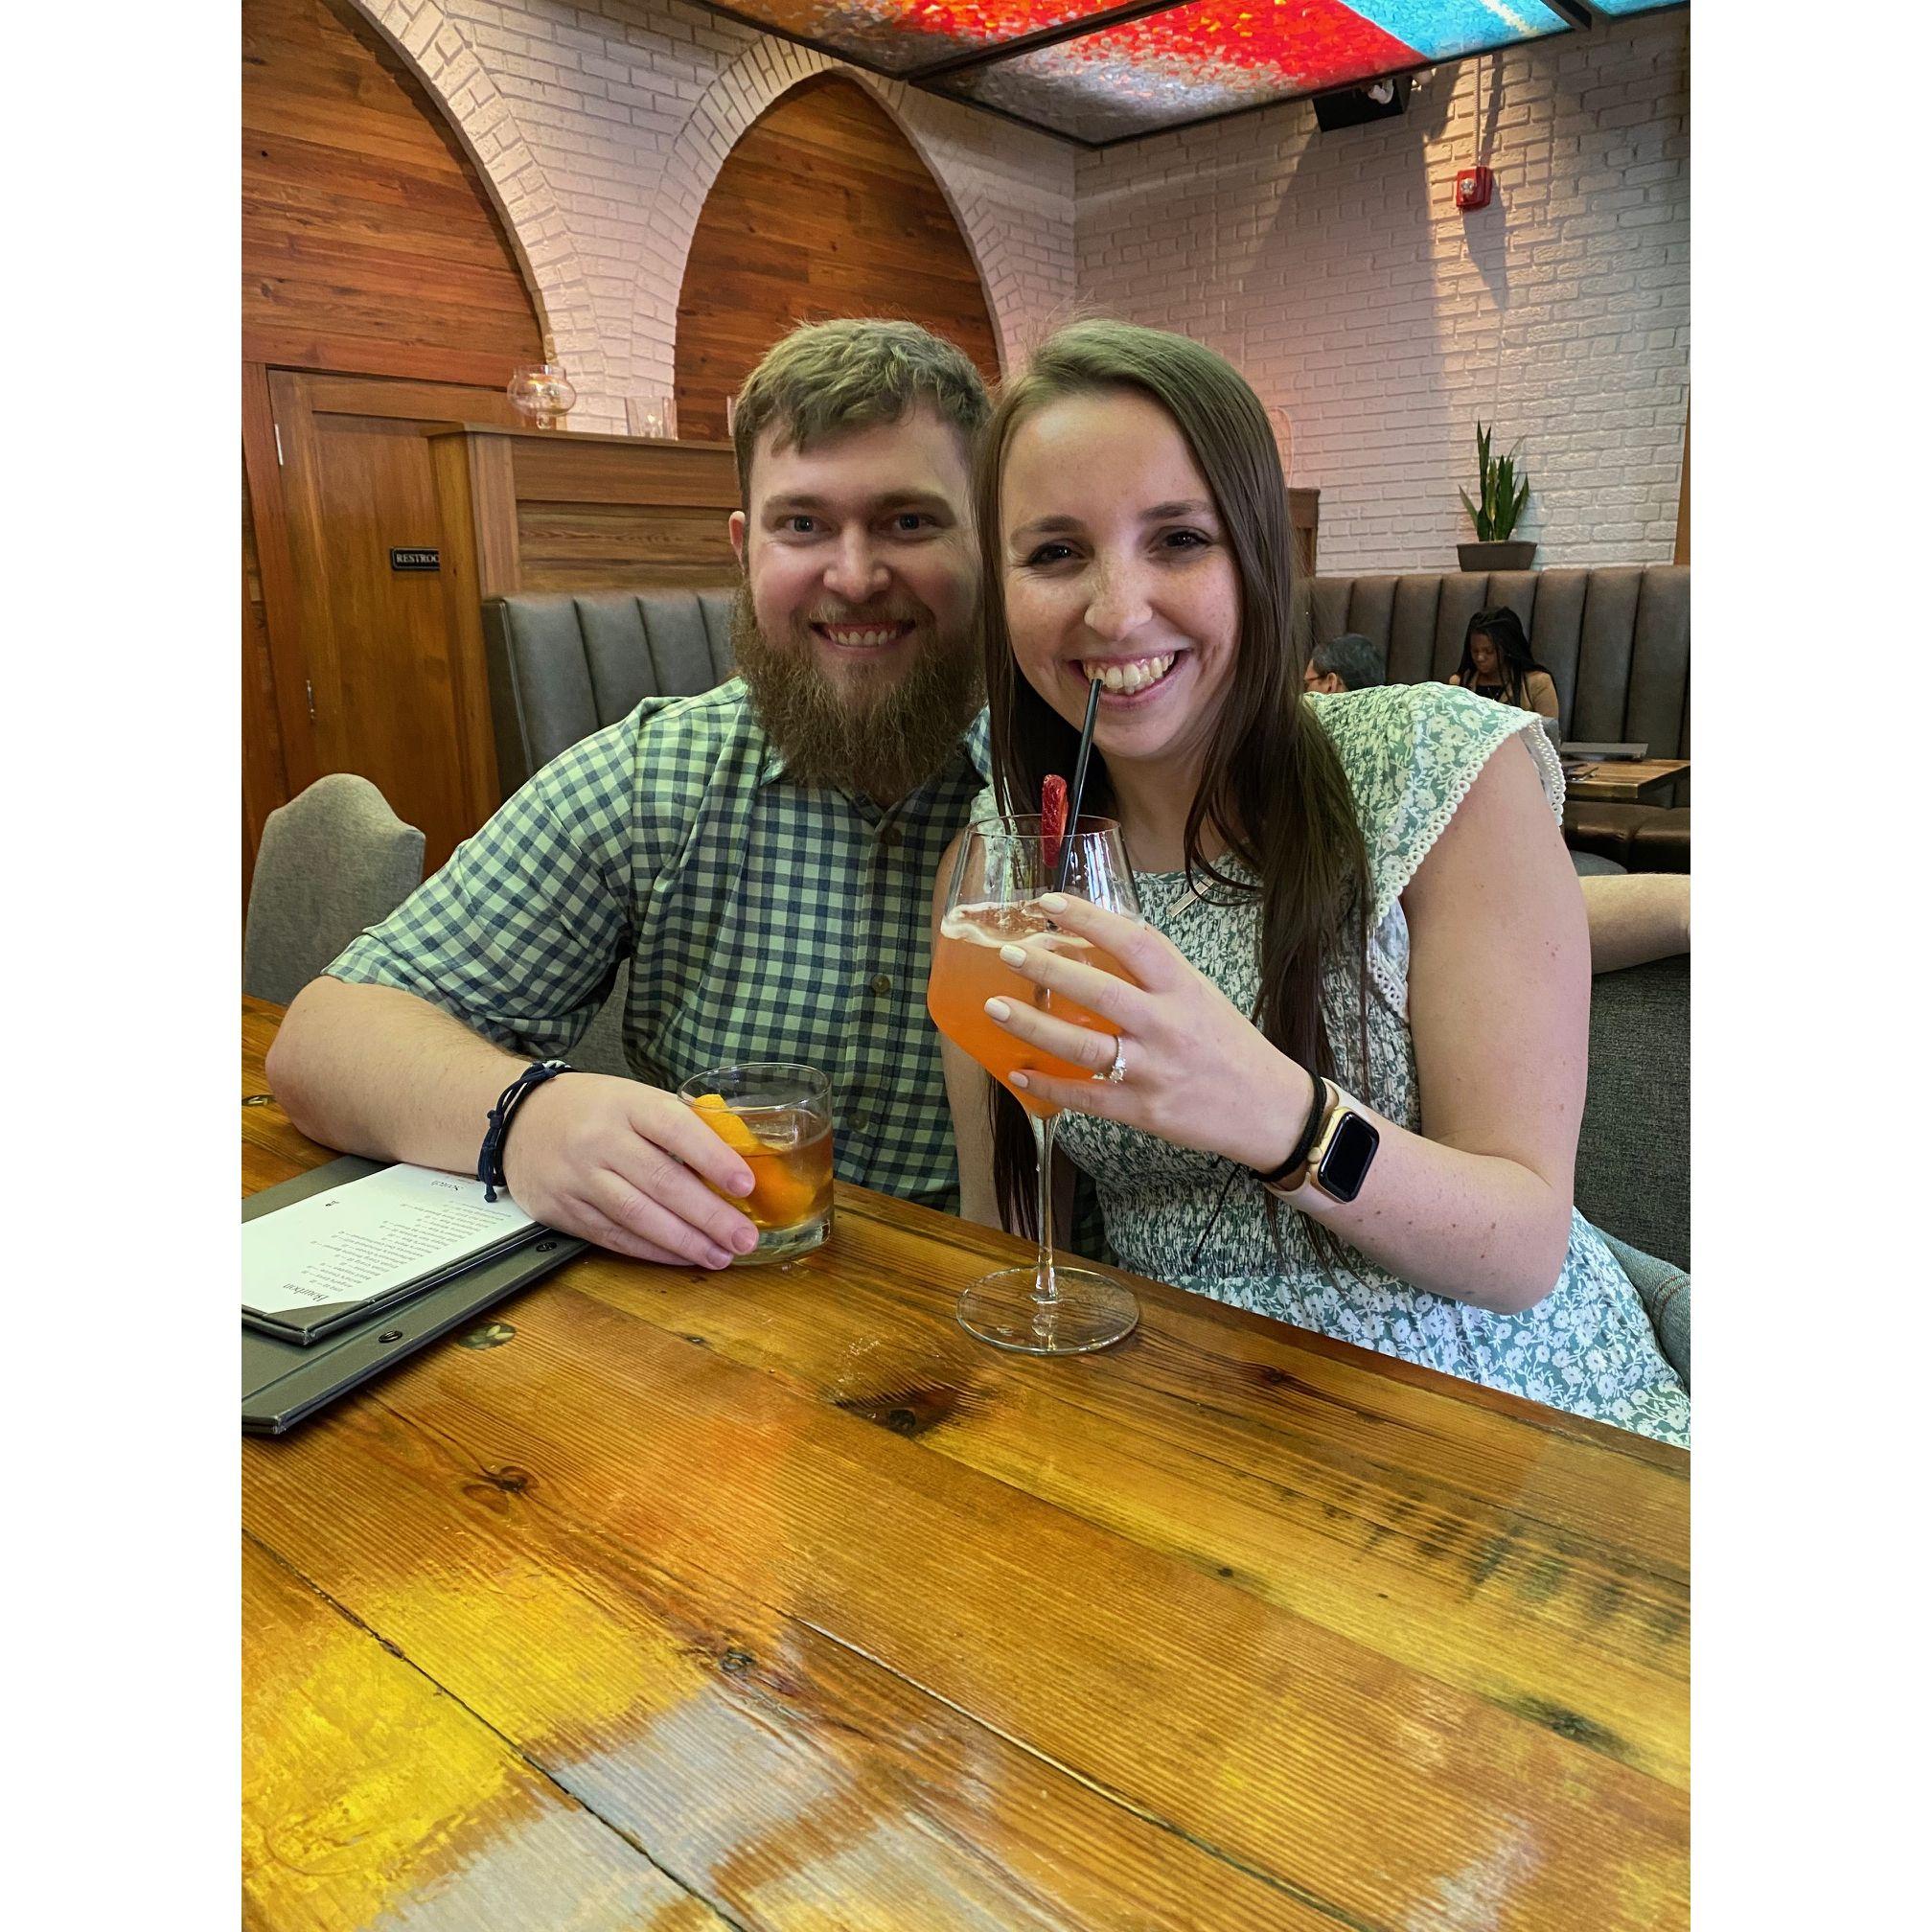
[1368,703,1566,932]
[1364,908,1409,1019]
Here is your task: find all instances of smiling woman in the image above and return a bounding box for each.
[940,319,1690,1446]
[1001,399,1242,786]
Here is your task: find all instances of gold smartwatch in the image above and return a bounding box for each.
[1261,1078,1381,1203]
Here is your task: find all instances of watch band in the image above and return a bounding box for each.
[1255,1074,1333,1190]
[1266,1081,1356,1198]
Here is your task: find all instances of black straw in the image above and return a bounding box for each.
[1052,676,1105,893]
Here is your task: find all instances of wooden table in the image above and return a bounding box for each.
[1563,757,1690,804]
[242,996,1689,1930]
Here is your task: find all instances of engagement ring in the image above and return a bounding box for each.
[1102,1037,1128,1083]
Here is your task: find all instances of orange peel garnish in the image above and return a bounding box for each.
[689,1093,762,1156]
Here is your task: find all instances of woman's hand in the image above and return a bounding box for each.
[983,892,1318,1173]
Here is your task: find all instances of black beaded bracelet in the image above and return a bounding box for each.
[1254,1073,1331,1190]
[478,1060,575,1202]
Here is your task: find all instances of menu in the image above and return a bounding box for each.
[243,1162,539,1342]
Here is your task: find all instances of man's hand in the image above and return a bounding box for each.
[504,1074,762,1270]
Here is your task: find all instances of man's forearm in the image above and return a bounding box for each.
[264,977,532,1174]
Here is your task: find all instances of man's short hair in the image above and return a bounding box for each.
[1310,631,1387,691]
[729,318,992,500]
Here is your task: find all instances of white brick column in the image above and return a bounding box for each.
[347,0,608,414]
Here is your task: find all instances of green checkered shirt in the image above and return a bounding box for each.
[329,679,991,1213]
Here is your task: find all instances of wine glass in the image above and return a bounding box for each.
[507,362,577,431]
[927,816,1142,1354]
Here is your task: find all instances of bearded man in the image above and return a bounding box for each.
[268,321,993,1268]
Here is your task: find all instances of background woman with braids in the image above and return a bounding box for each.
[932,320,1687,1444]
[1450,606,1560,719]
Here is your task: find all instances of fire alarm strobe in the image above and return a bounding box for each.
[1456,166,1494,212]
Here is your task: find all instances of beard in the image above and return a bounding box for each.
[730,582,983,804]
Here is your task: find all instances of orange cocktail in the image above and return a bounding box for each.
[678,1062,834,1263]
[930,815,1144,1355]
[927,899,1136,1117]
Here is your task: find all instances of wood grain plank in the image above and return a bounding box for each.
[674,76,1000,445]
[241,186,531,272]
[247,1430,1351,1932]
[559,1203,1691,1782]
[243,1000,1686,1926]
[248,224,539,301]
[243,1536,725,1931]
[508,436,741,510]
[242,363,319,808]
[242,133,502,227]
[242,459,292,908]
[426,430,514,824]
[242,1001,1688,1793]
[1564,760,1689,804]
[518,559,745,595]
[242,326,524,391]
[516,505,738,583]
[242,1286,1687,1931]
[242,0,540,385]
[288,373,519,426]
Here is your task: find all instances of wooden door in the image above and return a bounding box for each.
[242,456,292,908]
[267,370,521,872]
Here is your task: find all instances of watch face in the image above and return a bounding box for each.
[1317,1111,1380,1202]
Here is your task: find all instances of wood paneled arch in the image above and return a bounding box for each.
[242,0,544,384]
[675,76,1001,444]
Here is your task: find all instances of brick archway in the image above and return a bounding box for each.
[646,45,1034,390]
[343,0,607,412]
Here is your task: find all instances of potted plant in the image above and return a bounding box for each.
[1458,423,1536,571]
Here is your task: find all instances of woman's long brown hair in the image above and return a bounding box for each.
[975,320,1370,1240]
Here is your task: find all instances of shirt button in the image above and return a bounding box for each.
[871,973,892,996]
[851,1110,871,1132]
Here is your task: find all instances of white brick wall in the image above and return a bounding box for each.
[348,2,1686,572]
[1075,10,1690,573]
[349,0,1078,431]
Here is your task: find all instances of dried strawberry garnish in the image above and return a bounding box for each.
[1041,773,1070,879]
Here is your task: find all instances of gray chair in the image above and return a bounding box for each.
[479,587,738,1077]
[481,587,739,794]
[243,774,426,1003]
[1576,951,1690,1383]
[569,955,632,1077]
[1578,953,1689,1269]
[1600,1230,1690,1389]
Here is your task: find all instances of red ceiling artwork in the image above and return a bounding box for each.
[697,2,1604,143]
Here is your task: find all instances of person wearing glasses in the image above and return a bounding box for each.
[1301,631,1387,695]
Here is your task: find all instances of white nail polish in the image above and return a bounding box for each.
[1000,942,1026,966]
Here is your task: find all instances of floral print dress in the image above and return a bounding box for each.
[987,683,1691,1447]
